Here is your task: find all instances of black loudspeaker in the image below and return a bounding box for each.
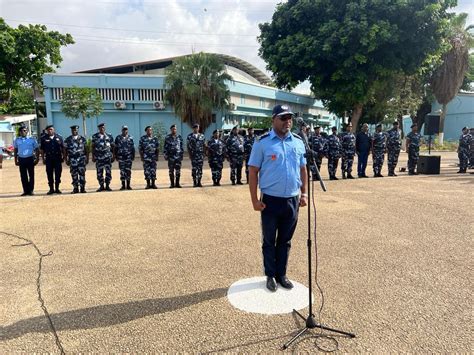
[424,114,440,135]
[418,155,441,174]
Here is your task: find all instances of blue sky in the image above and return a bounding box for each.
[1,0,473,94]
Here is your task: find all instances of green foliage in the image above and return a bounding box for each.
[258,0,456,128]
[420,137,458,151]
[60,87,103,138]
[151,121,168,152]
[165,52,232,131]
[241,117,272,130]
[0,18,74,100]
[0,85,35,114]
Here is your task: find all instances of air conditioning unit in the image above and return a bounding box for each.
[229,103,236,110]
[153,101,165,110]
[114,101,126,109]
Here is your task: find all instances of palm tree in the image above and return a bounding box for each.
[430,13,474,144]
[165,52,232,131]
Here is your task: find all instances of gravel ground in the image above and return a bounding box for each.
[1,152,472,353]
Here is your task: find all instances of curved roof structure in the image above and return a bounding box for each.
[76,53,273,86]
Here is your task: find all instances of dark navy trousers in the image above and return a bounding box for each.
[357,151,369,176]
[261,194,299,278]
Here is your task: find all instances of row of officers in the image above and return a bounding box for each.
[13,122,256,195]
[13,121,472,195]
[300,121,472,180]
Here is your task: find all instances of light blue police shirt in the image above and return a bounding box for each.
[248,129,306,198]
[14,136,38,158]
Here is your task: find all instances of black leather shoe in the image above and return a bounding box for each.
[266,277,277,292]
[276,276,294,289]
[47,189,55,195]
[347,174,355,179]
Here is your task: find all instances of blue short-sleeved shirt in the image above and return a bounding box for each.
[248,129,306,198]
[14,136,38,158]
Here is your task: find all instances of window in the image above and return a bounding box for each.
[260,98,265,108]
[240,94,246,104]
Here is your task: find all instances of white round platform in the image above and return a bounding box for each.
[227,276,312,315]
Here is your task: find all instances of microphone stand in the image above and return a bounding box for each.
[282,131,355,350]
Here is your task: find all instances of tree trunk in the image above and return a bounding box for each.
[81,112,88,138]
[438,103,447,146]
[351,104,363,131]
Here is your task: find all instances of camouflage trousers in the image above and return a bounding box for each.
[118,159,132,181]
[310,155,323,178]
[341,153,355,174]
[209,159,224,182]
[143,160,157,180]
[387,148,400,173]
[458,148,469,171]
[167,158,182,178]
[407,148,419,172]
[372,150,385,175]
[229,156,244,183]
[191,155,204,182]
[327,155,339,177]
[70,158,86,188]
[96,158,112,185]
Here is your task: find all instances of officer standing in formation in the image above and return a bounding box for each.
[187,123,206,187]
[355,123,370,178]
[326,126,342,180]
[226,125,245,185]
[406,123,422,175]
[371,123,386,177]
[40,124,64,194]
[163,124,183,188]
[309,126,326,180]
[457,126,472,173]
[386,121,401,176]
[139,126,160,189]
[64,125,88,193]
[243,127,256,183]
[91,123,115,191]
[339,123,356,179]
[115,125,135,190]
[14,125,39,196]
[207,129,226,186]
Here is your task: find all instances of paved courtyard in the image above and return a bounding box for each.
[1,152,472,353]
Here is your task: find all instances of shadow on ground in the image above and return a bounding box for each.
[1,287,227,340]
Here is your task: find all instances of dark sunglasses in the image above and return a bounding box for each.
[277,115,293,121]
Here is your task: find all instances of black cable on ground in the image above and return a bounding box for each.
[1,231,65,355]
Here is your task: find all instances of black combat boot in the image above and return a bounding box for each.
[105,183,112,191]
[175,175,182,188]
[193,178,197,187]
[151,180,158,189]
[55,183,62,194]
[120,181,126,190]
[145,179,151,189]
[237,170,243,185]
[197,178,203,187]
[126,180,132,190]
[97,184,105,192]
[347,173,355,179]
[71,187,79,194]
[169,173,175,188]
[47,184,55,195]
[231,180,236,185]
[342,172,347,179]
[80,185,87,193]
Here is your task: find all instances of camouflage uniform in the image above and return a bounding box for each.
[386,127,401,175]
[406,131,421,174]
[226,132,245,184]
[309,133,326,178]
[371,131,386,176]
[139,135,160,182]
[187,132,206,186]
[325,134,341,179]
[163,133,184,187]
[92,132,115,187]
[244,133,256,182]
[339,131,356,178]
[115,134,135,182]
[64,134,87,191]
[458,132,472,173]
[207,137,226,185]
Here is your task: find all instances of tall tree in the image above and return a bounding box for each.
[60,87,103,138]
[165,52,232,131]
[258,0,456,130]
[0,18,74,101]
[430,13,474,144]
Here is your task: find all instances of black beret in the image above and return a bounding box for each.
[411,124,417,128]
[97,123,105,128]
[192,123,199,128]
[145,125,151,131]
[393,121,399,125]
[45,125,54,129]
[170,124,176,129]
[376,123,382,128]
[331,126,337,130]
[212,129,218,134]
[314,126,321,129]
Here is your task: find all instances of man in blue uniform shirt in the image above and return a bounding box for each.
[248,104,307,292]
[14,125,39,196]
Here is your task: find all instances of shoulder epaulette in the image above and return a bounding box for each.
[257,132,270,141]
[291,132,302,140]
